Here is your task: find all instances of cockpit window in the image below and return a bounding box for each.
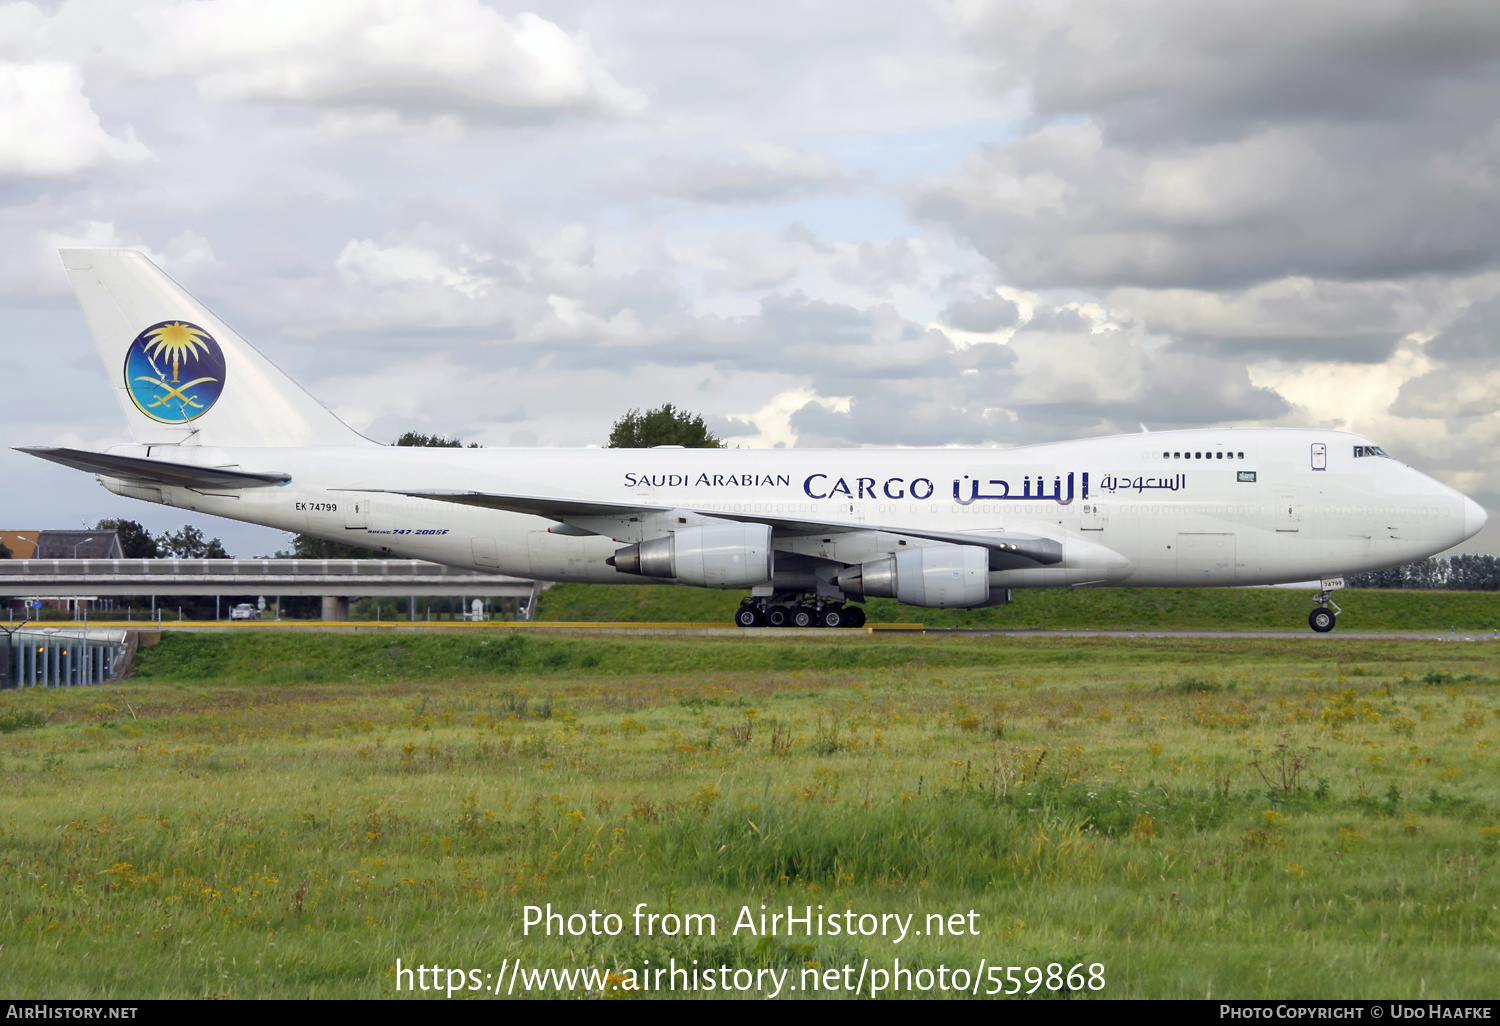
[1353,445,1392,458]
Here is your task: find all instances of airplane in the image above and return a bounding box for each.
[16,248,1488,632]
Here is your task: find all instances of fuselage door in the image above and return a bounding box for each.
[1276,494,1302,532]
[1311,443,1327,471]
[344,499,369,530]
[1081,502,1107,530]
[472,537,500,568]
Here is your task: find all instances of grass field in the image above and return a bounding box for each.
[1,631,1497,999]
[534,583,1500,632]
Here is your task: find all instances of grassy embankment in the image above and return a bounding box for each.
[537,582,1500,632]
[0,631,1497,998]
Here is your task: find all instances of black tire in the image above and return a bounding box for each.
[791,606,817,628]
[1309,607,1335,633]
[819,606,845,629]
[766,605,792,628]
[735,605,765,628]
[844,605,865,628]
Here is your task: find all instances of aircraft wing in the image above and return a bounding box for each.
[382,489,674,520]
[16,446,292,489]
[383,488,1063,565]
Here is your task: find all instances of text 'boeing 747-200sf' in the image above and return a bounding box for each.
[18,249,1488,631]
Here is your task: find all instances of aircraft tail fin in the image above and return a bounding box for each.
[59,248,372,447]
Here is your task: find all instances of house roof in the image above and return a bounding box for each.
[34,531,124,560]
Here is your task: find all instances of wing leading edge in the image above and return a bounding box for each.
[377,488,1064,566]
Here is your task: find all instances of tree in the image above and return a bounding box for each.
[275,534,383,560]
[95,518,159,558]
[0,539,10,559]
[159,525,230,559]
[607,404,723,449]
[395,431,479,448]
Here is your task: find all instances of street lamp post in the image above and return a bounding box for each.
[72,536,95,620]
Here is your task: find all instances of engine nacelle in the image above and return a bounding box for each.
[833,544,989,608]
[609,523,773,589]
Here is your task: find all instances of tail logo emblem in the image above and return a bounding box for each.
[123,320,227,423]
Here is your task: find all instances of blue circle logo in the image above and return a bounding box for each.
[123,321,226,423]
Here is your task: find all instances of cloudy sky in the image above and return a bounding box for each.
[3,0,1498,557]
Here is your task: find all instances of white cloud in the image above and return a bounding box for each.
[41,219,128,252]
[0,62,150,176]
[915,116,1500,291]
[6,220,132,295]
[152,230,219,275]
[703,237,801,292]
[613,142,854,205]
[336,239,493,298]
[830,236,924,294]
[0,3,49,59]
[720,387,852,448]
[149,0,645,121]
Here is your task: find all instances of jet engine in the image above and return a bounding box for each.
[833,544,989,608]
[608,523,773,589]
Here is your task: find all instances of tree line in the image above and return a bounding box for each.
[0,520,229,559]
[1345,553,1500,591]
[99,520,231,559]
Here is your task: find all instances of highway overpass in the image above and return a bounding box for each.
[0,559,545,620]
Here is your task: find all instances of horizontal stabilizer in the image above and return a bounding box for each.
[16,446,291,489]
[380,488,1063,565]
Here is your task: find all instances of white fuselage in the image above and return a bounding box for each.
[97,427,1482,592]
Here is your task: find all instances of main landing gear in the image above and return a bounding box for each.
[735,595,866,629]
[1308,586,1342,633]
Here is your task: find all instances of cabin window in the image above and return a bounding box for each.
[1237,452,1244,458]
[1215,452,1223,459]
[1163,452,1170,459]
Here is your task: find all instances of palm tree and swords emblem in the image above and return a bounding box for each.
[123,320,227,423]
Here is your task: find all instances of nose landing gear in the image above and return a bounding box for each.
[735,594,864,628]
[1308,580,1343,633]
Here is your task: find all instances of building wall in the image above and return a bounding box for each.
[0,531,39,559]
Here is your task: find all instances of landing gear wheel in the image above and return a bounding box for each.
[843,605,865,628]
[766,605,792,628]
[735,604,765,628]
[791,606,817,628]
[1309,607,1336,633]
[819,606,845,629]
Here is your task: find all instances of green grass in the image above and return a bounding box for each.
[130,631,966,684]
[537,582,1500,631]
[2,633,1498,998]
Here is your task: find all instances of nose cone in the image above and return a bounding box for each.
[1463,496,1488,541]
